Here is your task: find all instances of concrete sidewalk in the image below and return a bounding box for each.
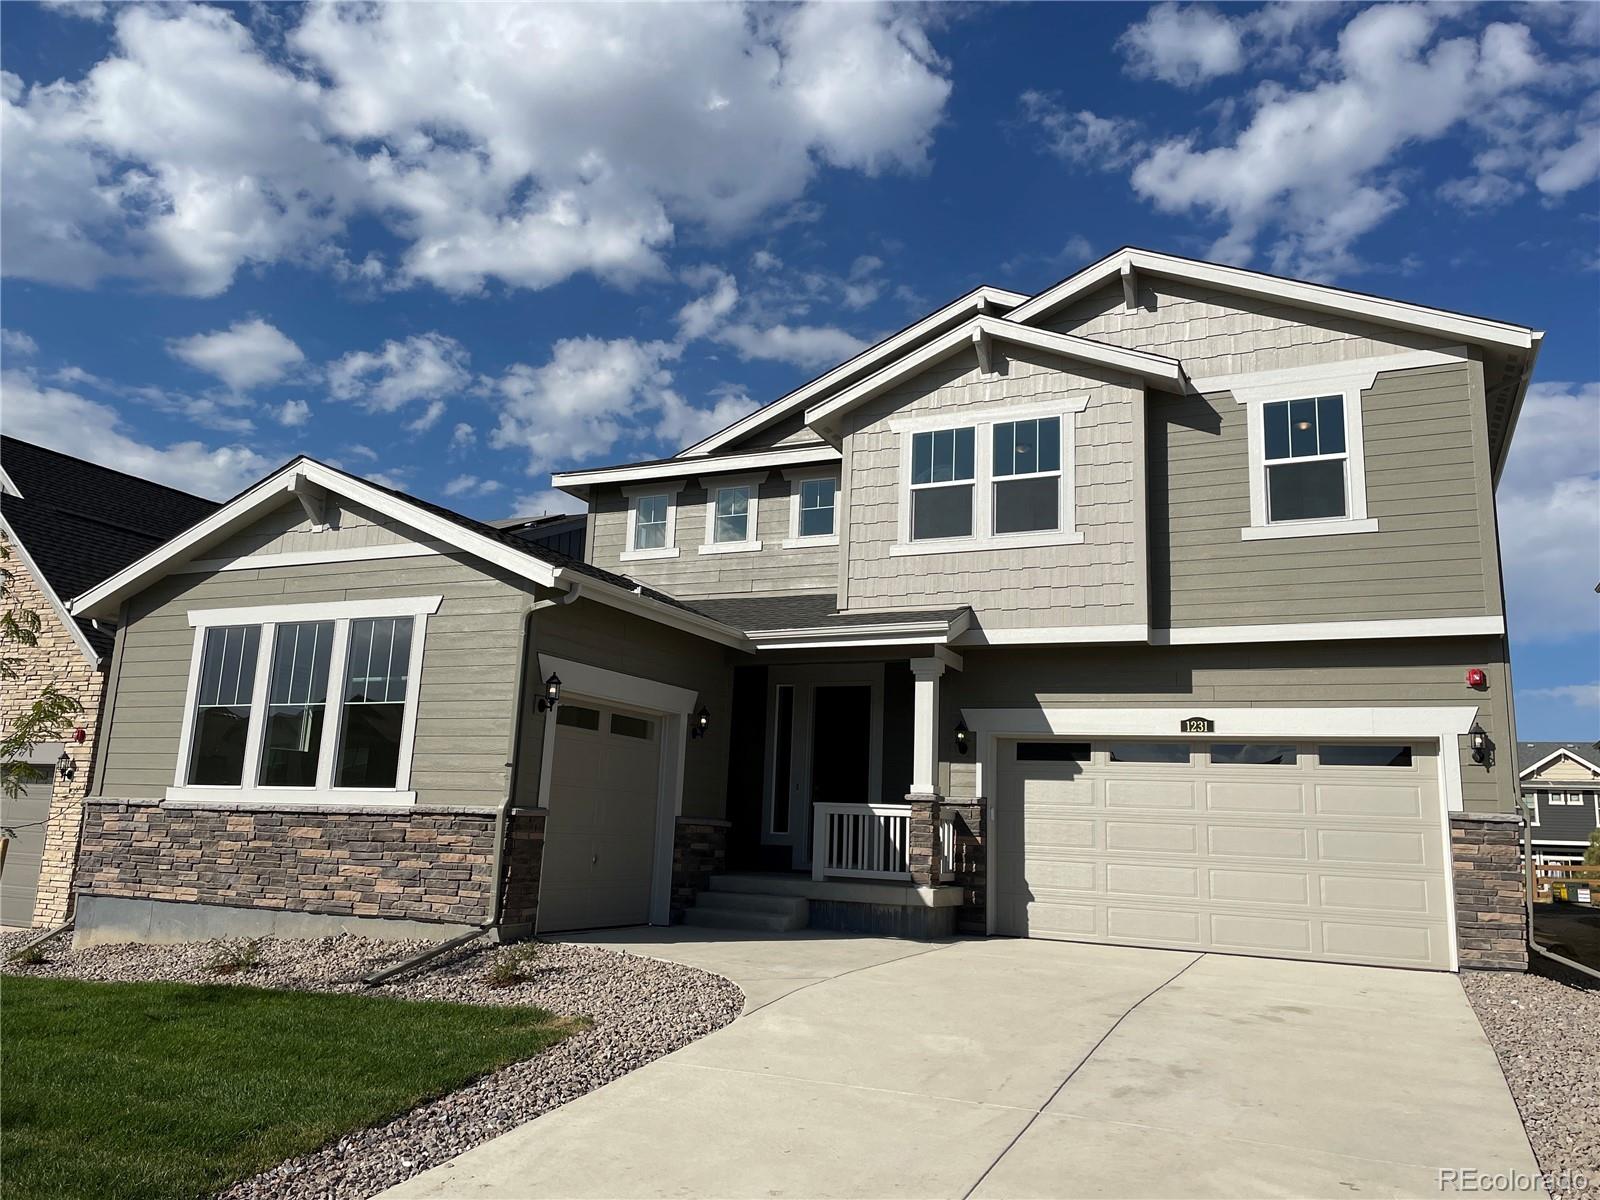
[383,930,1541,1199]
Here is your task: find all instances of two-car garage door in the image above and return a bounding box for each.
[994,739,1453,970]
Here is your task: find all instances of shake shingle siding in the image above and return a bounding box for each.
[839,343,1147,631]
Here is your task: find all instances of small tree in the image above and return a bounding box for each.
[1,542,81,800]
[1584,829,1600,867]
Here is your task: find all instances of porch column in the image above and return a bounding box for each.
[907,657,946,887]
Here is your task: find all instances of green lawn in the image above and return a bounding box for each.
[2,975,578,1200]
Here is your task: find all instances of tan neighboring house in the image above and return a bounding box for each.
[66,248,1542,972]
[0,438,216,927]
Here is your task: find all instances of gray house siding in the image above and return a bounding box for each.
[939,637,1517,815]
[588,475,837,598]
[1527,791,1600,844]
[839,343,1148,631]
[1151,360,1501,627]
[201,495,432,559]
[1040,278,1455,376]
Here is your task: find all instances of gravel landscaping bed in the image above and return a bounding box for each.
[1,928,744,1200]
[1462,957,1599,1200]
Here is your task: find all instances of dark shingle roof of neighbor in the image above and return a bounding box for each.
[687,592,968,634]
[1518,741,1600,775]
[1,437,219,657]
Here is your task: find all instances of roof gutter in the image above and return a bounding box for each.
[550,569,750,650]
[1491,330,1545,487]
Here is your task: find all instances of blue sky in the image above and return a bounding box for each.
[2,1,1596,738]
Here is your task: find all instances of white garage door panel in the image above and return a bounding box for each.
[996,740,1452,971]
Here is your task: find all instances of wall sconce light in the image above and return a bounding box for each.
[536,673,562,712]
[56,750,75,782]
[691,705,711,739]
[1469,723,1494,767]
[954,717,970,756]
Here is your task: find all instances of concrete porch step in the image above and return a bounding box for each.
[691,890,810,917]
[682,903,809,933]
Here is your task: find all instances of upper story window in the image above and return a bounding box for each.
[1263,395,1347,523]
[992,417,1062,534]
[783,471,839,548]
[174,596,440,805]
[621,482,682,561]
[910,426,975,540]
[698,472,765,554]
[1547,790,1592,806]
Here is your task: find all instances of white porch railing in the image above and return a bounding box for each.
[812,803,956,883]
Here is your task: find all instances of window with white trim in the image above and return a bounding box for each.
[1547,790,1592,806]
[713,484,751,543]
[621,484,681,561]
[992,416,1062,534]
[797,478,836,538]
[174,597,437,803]
[1262,395,1347,524]
[632,494,669,550]
[910,426,975,541]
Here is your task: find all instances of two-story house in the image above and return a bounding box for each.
[65,248,1539,973]
[1519,741,1600,864]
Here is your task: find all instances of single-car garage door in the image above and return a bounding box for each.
[995,738,1452,970]
[1,777,52,928]
[538,700,662,933]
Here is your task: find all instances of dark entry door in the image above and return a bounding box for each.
[807,686,874,854]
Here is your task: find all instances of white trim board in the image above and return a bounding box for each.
[552,445,837,493]
[1151,616,1504,645]
[680,286,1029,458]
[186,595,443,627]
[0,512,101,667]
[1518,746,1600,780]
[954,623,1149,646]
[175,541,443,574]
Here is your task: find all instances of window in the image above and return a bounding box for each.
[335,617,413,789]
[174,596,437,803]
[258,621,333,787]
[992,417,1061,534]
[1548,791,1591,806]
[1017,741,1089,762]
[186,625,261,786]
[1263,395,1347,523]
[555,704,601,731]
[798,478,836,538]
[910,426,975,540]
[1211,743,1297,766]
[699,474,763,553]
[714,485,749,542]
[1319,744,1413,767]
[610,713,652,740]
[1108,742,1191,764]
[633,495,668,550]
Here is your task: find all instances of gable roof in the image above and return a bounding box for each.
[803,314,1183,433]
[678,285,1028,458]
[68,457,751,651]
[1,437,218,662]
[1518,741,1600,780]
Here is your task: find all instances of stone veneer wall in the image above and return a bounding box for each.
[671,816,730,916]
[1,533,104,926]
[76,800,546,929]
[942,800,987,934]
[1450,811,1528,971]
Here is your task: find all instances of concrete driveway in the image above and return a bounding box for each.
[384,930,1541,1199]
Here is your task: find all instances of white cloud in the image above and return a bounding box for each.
[1019,93,1144,169]
[1437,174,1525,211]
[717,322,866,368]
[443,474,504,498]
[274,399,310,427]
[450,422,476,451]
[0,367,267,498]
[655,387,760,447]
[1118,3,1243,87]
[3,3,952,298]
[327,333,470,417]
[676,270,741,341]
[1127,8,1548,273]
[1,329,37,357]
[345,443,379,462]
[404,398,447,433]
[1522,683,1600,710]
[1497,381,1600,642]
[509,488,587,519]
[169,317,304,391]
[840,255,885,310]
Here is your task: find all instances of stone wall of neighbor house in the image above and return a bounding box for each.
[941,799,986,934]
[1450,812,1528,971]
[671,816,730,916]
[74,800,547,929]
[1,533,104,926]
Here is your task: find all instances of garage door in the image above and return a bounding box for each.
[1,777,52,928]
[538,701,662,933]
[995,739,1452,970]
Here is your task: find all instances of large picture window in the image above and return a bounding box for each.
[910,426,975,541]
[173,597,438,804]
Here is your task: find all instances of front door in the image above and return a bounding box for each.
[763,666,883,870]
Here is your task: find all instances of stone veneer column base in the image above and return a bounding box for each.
[1450,811,1528,971]
[940,799,987,933]
[671,816,730,918]
[906,793,944,887]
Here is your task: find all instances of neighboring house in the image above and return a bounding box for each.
[0,438,217,927]
[1518,741,1600,864]
[67,248,1540,972]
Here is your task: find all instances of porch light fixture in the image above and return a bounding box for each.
[1469,723,1494,767]
[691,705,711,739]
[954,717,970,756]
[537,673,562,712]
[55,750,75,783]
